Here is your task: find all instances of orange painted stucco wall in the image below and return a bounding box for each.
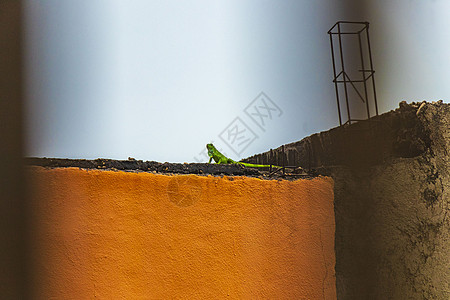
[28,166,336,299]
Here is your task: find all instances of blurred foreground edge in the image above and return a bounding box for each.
[0,1,29,299]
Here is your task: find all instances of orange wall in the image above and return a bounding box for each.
[28,166,335,299]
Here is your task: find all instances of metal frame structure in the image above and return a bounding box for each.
[328,21,379,125]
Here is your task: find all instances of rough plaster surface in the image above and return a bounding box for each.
[331,160,449,299]
[245,101,450,299]
[28,167,335,299]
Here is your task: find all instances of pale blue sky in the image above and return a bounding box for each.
[24,0,450,162]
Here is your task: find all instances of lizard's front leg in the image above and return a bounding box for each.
[208,157,213,163]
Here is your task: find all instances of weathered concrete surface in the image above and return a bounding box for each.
[25,157,316,180]
[25,157,262,177]
[245,101,433,169]
[245,101,450,299]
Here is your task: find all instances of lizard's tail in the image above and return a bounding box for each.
[239,162,282,168]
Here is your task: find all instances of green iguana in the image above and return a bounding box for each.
[206,143,280,168]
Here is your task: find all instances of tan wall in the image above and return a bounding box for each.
[29,166,335,299]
